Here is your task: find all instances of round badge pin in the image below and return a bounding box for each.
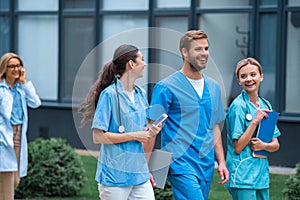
[118,125,125,133]
[246,113,253,121]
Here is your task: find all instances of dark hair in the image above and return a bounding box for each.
[179,30,208,59]
[78,44,139,127]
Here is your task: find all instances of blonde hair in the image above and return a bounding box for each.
[0,52,23,80]
[235,57,262,78]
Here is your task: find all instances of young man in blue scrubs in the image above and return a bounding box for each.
[149,30,229,200]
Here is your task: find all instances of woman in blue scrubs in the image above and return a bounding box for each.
[226,57,280,200]
[0,52,41,200]
[78,44,161,200]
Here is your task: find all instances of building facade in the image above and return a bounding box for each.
[1,0,299,167]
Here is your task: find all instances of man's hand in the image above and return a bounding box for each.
[217,162,229,184]
[150,173,156,187]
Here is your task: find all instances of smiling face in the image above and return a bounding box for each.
[237,64,263,95]
[131,50,146,78]
[182,38,209,72]
[5,58,23,82]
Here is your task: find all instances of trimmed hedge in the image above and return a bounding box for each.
[15,138,85,198]
[154,179,174,199]
[283,162,300,200]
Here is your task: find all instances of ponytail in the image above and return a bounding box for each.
[78,61,116,127]
[78,44,139,127]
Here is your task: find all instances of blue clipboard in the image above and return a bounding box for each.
[252,111,279,158]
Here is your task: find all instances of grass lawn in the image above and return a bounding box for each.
[208,171,289,200]
[33,155,290,200]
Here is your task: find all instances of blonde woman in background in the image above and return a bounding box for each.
[0,52,41,200]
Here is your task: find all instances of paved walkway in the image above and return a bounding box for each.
[77,149,297,175]
[269,166,296,175]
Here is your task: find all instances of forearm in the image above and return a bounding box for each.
[93,128,135,144]
[264,138,280,152]
[214,125,225,165]
[234,121,258,154]
[22,81,41,108]
[143,136,156,163]
[214,124,229,184]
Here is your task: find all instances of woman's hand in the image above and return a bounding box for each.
[250,137,265,151]
[148,123,162,137]
[252,109,270,125]
[128,131,152,143]
[18,68,27,84]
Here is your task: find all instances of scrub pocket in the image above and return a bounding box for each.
[101,151,127,184]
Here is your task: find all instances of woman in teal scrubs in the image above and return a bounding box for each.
[226,57,280,200]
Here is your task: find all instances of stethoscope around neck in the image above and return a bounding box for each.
[114,75,145,133]
[115,77,125,133]
[242,91,271,121]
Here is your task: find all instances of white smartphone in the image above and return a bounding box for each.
[153,113,168,126]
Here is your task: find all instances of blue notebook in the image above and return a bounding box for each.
[252,111,279,158]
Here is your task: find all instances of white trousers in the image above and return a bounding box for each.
[98,180,155,200]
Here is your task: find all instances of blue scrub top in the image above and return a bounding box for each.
[150,71,225,181]
[226,90,281,189]
[92,79,150,186]
[9,82,24,125]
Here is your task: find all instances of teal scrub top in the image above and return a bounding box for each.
[150,71,225,181]
[92,79,150,187]
[226,91,281,189]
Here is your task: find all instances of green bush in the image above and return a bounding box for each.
[154,179,174,200]
[283,163,300,200]
[15,138,86,198]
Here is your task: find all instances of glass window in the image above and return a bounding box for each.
[288,0,300,6]
[199,13,250,107]
[259,0,277,6]
[61,17,95,102]
[63,0,95,10]
[258,14,277,107]
[0,0,9,10]
[198,0,250,8]
[102,0,148,10]
[17,0,58,11]
[156,0,190,8]
[102,15,148,40]
[150,17,188,83]
[18,15,58,100]
[102,15,148,91]
[0,17,9,56]
[285,12,300,113]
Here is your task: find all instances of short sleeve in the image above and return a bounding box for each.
[214,84,226,124]
[92,91,112,131]
[149,83,172,120]
[226,103,246,140]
